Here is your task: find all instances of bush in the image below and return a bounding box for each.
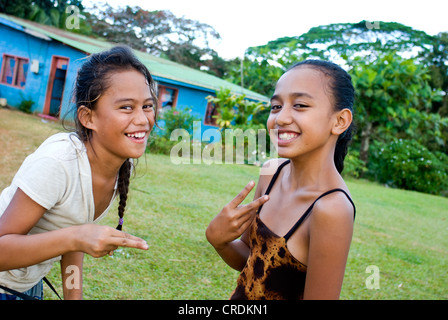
[369,138,448,195]
[157,107,200,139]
[18,98,34,114]
[343,150,367,179]
[147,107,200,155]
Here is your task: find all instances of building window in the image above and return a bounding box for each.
[158,85,178,111]
[204,101,219,126]
[1,54,29,88]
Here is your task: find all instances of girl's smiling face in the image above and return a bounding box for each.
[267,66,339,160]
[83,69,155,162]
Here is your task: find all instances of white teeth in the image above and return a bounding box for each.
[278,132,298,140]
[126,132,146,138]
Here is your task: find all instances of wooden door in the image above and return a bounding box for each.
[43,56,69,117]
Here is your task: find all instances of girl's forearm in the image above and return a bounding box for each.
[211,239,250,271]
[0,226,78,272]
[60,251,84,300]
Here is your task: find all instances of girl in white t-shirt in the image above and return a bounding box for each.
[0,45,158,300]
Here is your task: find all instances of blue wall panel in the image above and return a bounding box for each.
[0,22,85,117]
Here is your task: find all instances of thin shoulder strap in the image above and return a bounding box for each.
[0,284,37,300]
[265,160,290,195]
[0,277,61,300]
[256,160,290,214]
[284,188,356,241]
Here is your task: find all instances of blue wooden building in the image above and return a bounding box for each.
[0,13,267,134]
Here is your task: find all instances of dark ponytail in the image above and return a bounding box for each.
[69,45,158,230]
[288,60,355,173]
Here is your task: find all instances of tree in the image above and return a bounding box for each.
[206,88,268,130]
[247,21,435,66]
[1,0,91,34]
[421,32,448,116]
[0,0,33,18]
[205,88,270,164]
[225,56,284,97]
[349,53,437,164]
[85,3,222,74]
[226,21,436,97]
[236,21,439,97]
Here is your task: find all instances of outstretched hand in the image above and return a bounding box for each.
[206,181,269,250]
[76,224,148,258]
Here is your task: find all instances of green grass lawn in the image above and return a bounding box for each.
[1,108,447,300]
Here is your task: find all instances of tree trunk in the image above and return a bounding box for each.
[360,122,372,165]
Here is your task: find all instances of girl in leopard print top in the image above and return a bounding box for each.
[207,60,356,300]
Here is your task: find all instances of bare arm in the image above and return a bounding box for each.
[0,188,75,271]
[303,193,354,300]
[206,181,269,271]
[60,251,84,300]
[0,188,148,272]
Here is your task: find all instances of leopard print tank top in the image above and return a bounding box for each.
[230,160,355,300]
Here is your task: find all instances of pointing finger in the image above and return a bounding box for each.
[239,194,269,215]
[235,195,268,234]
[110,232,149,250]
[228,181,255,208]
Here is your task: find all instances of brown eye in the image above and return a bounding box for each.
[293,104,309,108]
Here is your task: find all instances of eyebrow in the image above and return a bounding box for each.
[114,97,154,104]
[270,92,314,102]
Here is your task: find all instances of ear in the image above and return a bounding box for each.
[331,108,352,136]
[77,106,96,131]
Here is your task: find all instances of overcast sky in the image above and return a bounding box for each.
[85,0,448,59]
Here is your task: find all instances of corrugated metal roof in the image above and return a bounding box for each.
[0,13,268,102]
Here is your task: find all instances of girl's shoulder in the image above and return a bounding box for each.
[9,132,90,212]
[310,188,356,227]
[33,132,84,160]
[15,132,87,183]
[256,158,290,195]
[259,158,289,177]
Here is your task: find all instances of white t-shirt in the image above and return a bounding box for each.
[0,132,117,293]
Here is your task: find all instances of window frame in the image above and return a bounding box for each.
[157,84,179,111]
[204,100,219,127]
[0,54,29,89]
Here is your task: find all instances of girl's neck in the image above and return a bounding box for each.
[84,140,124,181]
[284,147,340,193]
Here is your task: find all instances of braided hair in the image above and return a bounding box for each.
[116,159,131,230]
[71,45,158,230]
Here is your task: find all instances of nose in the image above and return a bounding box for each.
[133,107,151,126]
[275,106,293,126]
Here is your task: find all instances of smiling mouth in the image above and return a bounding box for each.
[276,129,301,141]
[125,131,147,141]
[278,132,299,141]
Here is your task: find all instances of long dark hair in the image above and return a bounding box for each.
[71,45,158,230]
[288,60,355,173]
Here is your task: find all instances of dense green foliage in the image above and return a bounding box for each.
[369,139,448,194]
[148,108,200,155]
